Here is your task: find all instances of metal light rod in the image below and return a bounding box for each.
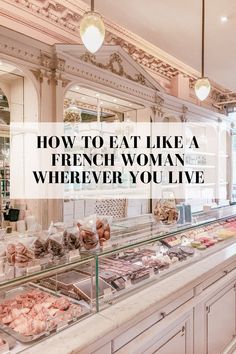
[201,0,205,78]
[91,0,95,11]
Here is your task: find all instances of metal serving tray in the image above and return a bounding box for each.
[0,284,90,343]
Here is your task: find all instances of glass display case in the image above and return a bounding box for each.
[94,206,236,310]
[0,237,95,353]
[0,206,236,352]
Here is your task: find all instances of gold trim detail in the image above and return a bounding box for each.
[80,52,146,85]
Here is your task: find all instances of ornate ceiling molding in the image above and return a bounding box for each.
[0,0,235,111]
[105,32,180,81]
[80,52,146,85]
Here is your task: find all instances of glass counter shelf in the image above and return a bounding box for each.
[102,205,236,252]
[94,205,236,311]
[0,205,236,352]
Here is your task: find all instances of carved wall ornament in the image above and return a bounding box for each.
[44,2,67,13]
[156,106,164,118]
[151,106,157,117]
[80,52,146,85]
[40,52,53,69]
[105,33,181,80]
[0,37,41,65]
[181,105,189,122]
[151,105,164,118]
[31,68,52,84]
[55,57,66,71]
[62,78,71,88]
[155,94,164,106]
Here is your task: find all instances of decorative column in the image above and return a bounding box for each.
[46,58,70,227]
[171,73,190,100]
[29,54,69,228]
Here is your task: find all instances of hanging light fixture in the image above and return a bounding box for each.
[195,0,211,101]
[80,0,105,54]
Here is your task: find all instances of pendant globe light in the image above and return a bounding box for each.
[80,0,105,54]
[195,0,211,101]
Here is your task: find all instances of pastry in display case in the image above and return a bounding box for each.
[95,207,236,310]
[0,256,95,353]
[0,285,88,341]
[0,206,235,351]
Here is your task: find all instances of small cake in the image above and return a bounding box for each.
[197,244,207,250]
[191,241,201,248]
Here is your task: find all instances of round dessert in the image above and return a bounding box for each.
[197,244,207,250]
[179,246,195,256]
[191,241,202,248]
[204,240,216,247]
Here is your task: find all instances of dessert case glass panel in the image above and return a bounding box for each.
[0,206,236,351]
[96,209,236,310]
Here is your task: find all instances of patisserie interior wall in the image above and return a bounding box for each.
[0,21,232,229]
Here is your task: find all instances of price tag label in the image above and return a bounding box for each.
[125,279,132,288]
[119,251,125,258]
[103,287,113,301]
[27,264,41,274]
[69,250,81,262]
[149,268,155,278]
[102,241,111,250]
[56,320,68,332]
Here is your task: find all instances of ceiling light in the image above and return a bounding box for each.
[0,61,2,66]
[95,93,100,97]
[113,98,117,102]
[81,96,85,100]
[195,0,211,101]
[75,86,80,90]
[221,16,228,23]
[128,103,132,107]
[100,101,103,105]
[195,78,211,101]
[80,0,105,54]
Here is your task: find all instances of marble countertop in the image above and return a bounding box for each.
[22,241,236,354]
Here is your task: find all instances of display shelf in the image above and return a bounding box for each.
[94,206,236,310]
[1,206,236,296]
[91,206,236,257]
[0,206,236,352]
[96,237,236,310]
[0,251,93,291]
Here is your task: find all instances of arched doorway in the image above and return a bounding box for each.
[0,59,39,226]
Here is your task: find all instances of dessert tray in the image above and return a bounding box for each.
[0,284,89,343]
